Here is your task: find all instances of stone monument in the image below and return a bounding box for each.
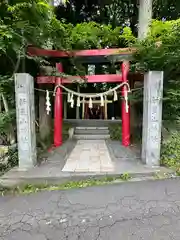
[142,71,164,166]
[14,73,37,170]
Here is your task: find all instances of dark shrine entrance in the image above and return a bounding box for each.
[85,103,104,119]
[66,96,121,120]
[84,101,121,120]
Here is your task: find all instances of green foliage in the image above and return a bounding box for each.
[0,0,70,72]
[0,174,131,195]
[68,22,135,50]
[55,0,180,31]
[0,111,15,138]
[133,19,180,120]
[0,0,70,145]
[0,76,15,107]
[161,131,180,175]
[0,75,16,144]
[120,172,131,181]
[153,0,180,20]
[0,147,18,175]
[109,124,122,140]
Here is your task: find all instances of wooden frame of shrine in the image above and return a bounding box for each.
[27,46,143,149]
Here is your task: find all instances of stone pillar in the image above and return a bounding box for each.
[39,85,52,140]
[142,71,163,166]
[138,0,153,40]
[15,73,37,170]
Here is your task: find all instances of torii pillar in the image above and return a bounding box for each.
[54,63,63,147]
[121,61,130,147]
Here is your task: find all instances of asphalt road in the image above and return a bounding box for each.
[1,179,180,240]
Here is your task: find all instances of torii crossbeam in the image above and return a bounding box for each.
[27,46,138,147]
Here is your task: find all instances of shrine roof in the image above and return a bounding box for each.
[27,46,136,63]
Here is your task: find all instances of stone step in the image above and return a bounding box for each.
[75,120,107,127]
[75,126,108,130]
[75,129,109,135]
[64,119,121,128]
[73,134,110,140]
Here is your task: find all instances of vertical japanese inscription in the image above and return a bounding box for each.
[149,96,161,148]
[17,93,29,151]
[142,72,163,166]
[15,73,37,169]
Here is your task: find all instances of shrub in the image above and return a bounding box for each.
[68,22,136,49]
[134,19,180,120]
[0,147,18,175]
[161,131,180,174]
[109,123,122,140]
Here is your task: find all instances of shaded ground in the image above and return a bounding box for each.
[1,140,171,187]
[1,179,180,239]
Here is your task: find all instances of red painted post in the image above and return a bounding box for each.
[121,61,130,147]
[54,63,63,147]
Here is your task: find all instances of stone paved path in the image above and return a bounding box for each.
[62,140,115,172]
[1,179,180,239]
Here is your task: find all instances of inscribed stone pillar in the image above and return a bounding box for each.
[15,73,37,170]
[141,71,163,166]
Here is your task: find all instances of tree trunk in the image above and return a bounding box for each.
[39,85,52,141]
[76,85,80,119]
[2,93,15,145]
[138,0,153,40]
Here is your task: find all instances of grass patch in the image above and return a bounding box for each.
[0,173,131,196]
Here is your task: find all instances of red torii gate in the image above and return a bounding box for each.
[28,46,135,147]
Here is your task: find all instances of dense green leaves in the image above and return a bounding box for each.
[133,19,180,119]
[68,22,135,49]
[161,131,180,174]
[0,0,59,144]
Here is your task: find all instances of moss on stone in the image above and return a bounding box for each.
[0,174,131,196]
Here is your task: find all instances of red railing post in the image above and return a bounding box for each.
[54,63,63,147]
[121,61,130,147]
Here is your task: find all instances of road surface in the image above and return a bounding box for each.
[1,179,180,239]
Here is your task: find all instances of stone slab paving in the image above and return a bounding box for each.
[106,140,169,175]
[62,140,115,173]
[0,140,173,187]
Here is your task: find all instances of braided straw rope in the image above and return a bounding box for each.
[53,82,130,98]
